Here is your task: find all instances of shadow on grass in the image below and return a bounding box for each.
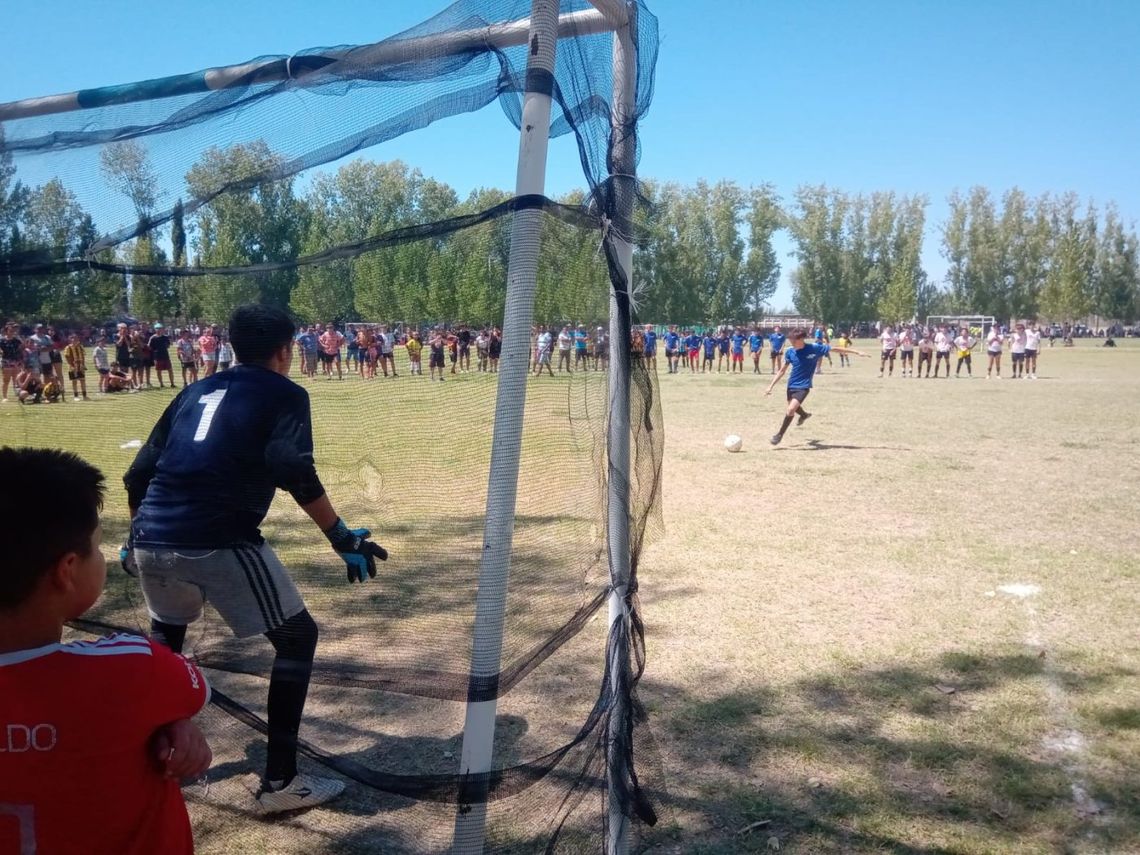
[774,439,912,453]
[636,650,1139,854]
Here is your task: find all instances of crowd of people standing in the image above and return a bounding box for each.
[874,321,1045,380]
[1,321,234,404]
[0,312,1075,407]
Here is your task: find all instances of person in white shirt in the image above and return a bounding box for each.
[475,330,489,372]
[378,325,397,378]
[556,326,573,373]
[534,325,554,377]
[1008,322,1028,378]
[92,337,110,394]
[933,325,953,378]
[953,330,976,377]
[1024,322,1042,379]
[897,328,915,377]
[916,332,934,377]
[986,325,1005,379]
[879,325,899,378]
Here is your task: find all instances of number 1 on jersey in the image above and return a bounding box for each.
[194,389,227,442]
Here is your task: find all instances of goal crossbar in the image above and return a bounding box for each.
[0,7,618,121]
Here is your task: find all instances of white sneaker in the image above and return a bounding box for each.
[255,773,345,814]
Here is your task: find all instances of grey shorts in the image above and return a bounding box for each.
[135,542,305,638]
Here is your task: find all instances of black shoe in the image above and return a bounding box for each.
[770,434,783,446]
[797,411,812,427]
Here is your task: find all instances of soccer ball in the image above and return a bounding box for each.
[724,434,743,453]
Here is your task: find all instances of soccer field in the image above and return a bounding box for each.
[638,338,1140,854]
[1,339,1137,853]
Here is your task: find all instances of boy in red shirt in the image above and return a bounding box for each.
[0,447,212,855]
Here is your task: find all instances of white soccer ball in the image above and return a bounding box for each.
[724,434,743,453]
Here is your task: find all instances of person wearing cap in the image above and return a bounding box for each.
[593,326,609,371]
[573,324,589,370]
[533,325,554,377]
[148,323,174,388]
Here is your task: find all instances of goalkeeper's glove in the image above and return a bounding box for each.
[323,518,388,583]
[120,538,138,577]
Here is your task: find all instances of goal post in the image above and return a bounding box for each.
[927,314,997,338]
[0,2,658,851]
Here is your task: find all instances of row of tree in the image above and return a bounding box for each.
[2,136,1138,326]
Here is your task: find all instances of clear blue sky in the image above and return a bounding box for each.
[2,0,1138,309]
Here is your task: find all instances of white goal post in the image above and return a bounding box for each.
[927,315,997,337]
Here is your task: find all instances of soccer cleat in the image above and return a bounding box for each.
[255,774,345,814]
[769,434,783,446]
[796,411,812,427]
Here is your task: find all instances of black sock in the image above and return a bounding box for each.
[264,609,319,784]
[151,619,188,654]
[779,414,794,436]
[798,409,811,420]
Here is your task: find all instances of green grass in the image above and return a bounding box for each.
[3,339,1138,853]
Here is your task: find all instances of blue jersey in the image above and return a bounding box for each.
[748,333,762,352]
[297,332,318,353]
[685,334,701,350]
[769,332,786,353]
[574,330,588,351]
[785,343,830,389]
[643,330,657,354]
[702,336,716,356]
[126,365,322,548]
[718,336,731,354]
[731,334,745,354]
[664,331,680,351]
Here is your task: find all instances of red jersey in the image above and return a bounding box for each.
[0,633,209,855]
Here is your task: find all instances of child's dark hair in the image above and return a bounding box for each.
[229,304,295,365]
[0,448,105,610]
[789,328,807,341]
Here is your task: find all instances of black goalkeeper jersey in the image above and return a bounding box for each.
[126,364,323,548]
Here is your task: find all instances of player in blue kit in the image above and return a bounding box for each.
[122,304,389,814]
[684,330,701,373]
[764,328,866,446]
[768,326,787,374]
[642,324,658,371]
[663,325,681,374]
[716,329,731,373]
[748,328,764,374]
[730,329,746,374]
[701,332,717,372]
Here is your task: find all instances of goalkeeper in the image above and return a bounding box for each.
[123,304,388,814]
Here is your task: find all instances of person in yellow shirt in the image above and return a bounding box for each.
[63,333,88,401]
[835,332,852,367]
[405,330,423,375]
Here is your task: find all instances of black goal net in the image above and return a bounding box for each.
[0,1,663,852]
